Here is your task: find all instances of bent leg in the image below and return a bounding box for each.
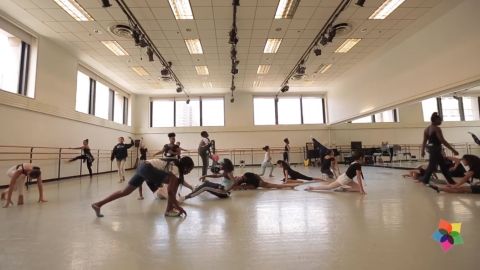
[92,184,137,217]
[260,181,299,189]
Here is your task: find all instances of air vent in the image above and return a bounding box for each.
[109,24,133,39]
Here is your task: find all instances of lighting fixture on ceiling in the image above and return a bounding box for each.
[101,41,129,56]
[168,0,194,19]
[313,47,321,56]
[176,85,183,93]
[231,67,238,75]
[335,38,361,53]
[355,0,366,7]
[101,0,111,8]
[195,65,209,75]
[326,28,336,43]
[53,0,94,21]
[281,85,289,92]
[202,82,213,88]
[230,97,235,103]
[131,66,149,76]
[257,65,271,74]
[185,39,203,54]
[186,98,191,104]
[264,39,282,53]
[229,29,238,45]
[291,60,306,80]
[369,0,406,20]
[230,85,236,91]
[146,47,154,62]
[253,80,262,87]
[318,64,332,73]
[275,0,301,19]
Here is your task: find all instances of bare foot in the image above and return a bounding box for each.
[38,199,48,203]
[137,196,144,200]
[91,204,104,217]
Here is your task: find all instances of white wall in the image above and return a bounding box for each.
[327,0,480,124]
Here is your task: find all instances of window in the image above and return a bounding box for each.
[441,97,461,121]
[202,98,224,126]
[302,97,324,124]
[0,27,30,96]
[254,97,276,125]
[94,81,109,120]
[278,97,301,124]
[75,71,90,114]
[463,97,480,121]
[422,98,438,122]
[175,99,200,127]
[114,93,125,124]
[374,110,396,122]
[352,115,372,123]
[151,99,174,127]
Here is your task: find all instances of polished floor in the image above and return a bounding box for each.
[1,165,479,270]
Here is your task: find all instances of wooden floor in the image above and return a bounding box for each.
[1,165,479,270]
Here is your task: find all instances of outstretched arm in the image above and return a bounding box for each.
[125,137,135,149]
[421,128,428,158]
[356,171,366,194]
[435,128,458,155]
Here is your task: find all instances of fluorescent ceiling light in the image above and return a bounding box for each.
[131,66,149,76]
[319,64,332,74]
[185,39,203,54]
[101,41,129,56]
[202,81,213,88]
[168,0,194,19]
[53,0,94,21]
[253,80,263,87]
[275,0,300,19]
[263,39,282,53]
[195,66,209,75]
[257,65,271,74]
[369,0,406,20]
[335,39,361,53]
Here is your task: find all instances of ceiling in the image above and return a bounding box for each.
[4,0,443,95]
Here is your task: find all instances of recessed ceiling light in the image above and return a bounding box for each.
[257,65,271,74]
[168,0,194,19]
[263,39,282,53]
[335,39,361,53]
[131,66,149,76]
[319,64,332,73]
[101,41,129,56]
[275,0,301,19]
[369,0,406,20]
[53,0,94,21]
[253,80,263,87]
[185,39,203,54]
[202,81,213,88]
[195,66,209,75]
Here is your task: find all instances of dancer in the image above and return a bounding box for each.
[181,158,236,200]
[68,139,95,177]
[91,156,194,217]
[320,149,340,179]
[175,141,187,159]
[259,146,274,177]
[402,164,436,181]
[198,131,212,176]
[277,160,324,183]
[2,163,47,207]
[154,133,179,159]
[111,136,134,182]
[429,155,480,194]
[283,138,290,164]
[468,132,480,145]
[233,172,300,190]
[420,112,458,184]
[445,155,466,178]
[138,138,147,200]
[305,151,366,194]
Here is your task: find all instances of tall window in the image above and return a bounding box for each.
[253,97,276,125]
[94,81,109,119]
[202,98,224,126]
[421,96,479,122]
[114,93,125,124]
[422,98,437,122]
[463,97,480,121]
[151,99,174,127]
[441,97,460,121]
[352,116,372,123]
[75,71,90,114]
[278,97,301,124]
[176,99,200,127]
[302,97,324,124]
[351,109,397,123]
[0,28,30,95]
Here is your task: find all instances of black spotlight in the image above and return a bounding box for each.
[132,29,141,46]
[186,99,190,104]
[230,48,237,58]
[281,85,289,93]
[161,68,169,76]
[230,85,236,91]
[326,28,336,43]
[138,36,148,48]
[355,0,366,7]
[146,47,154,62]
[101,0,112,8]
[230,97,235,103]
[231,67,238,75]
[229,29,238,44]
[176,85,182,93]
[319,34,328,46]
[314,48,321,56]
[232,0,240,6]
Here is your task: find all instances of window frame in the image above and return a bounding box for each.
[421,96,480,122]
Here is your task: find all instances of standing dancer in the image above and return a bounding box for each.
[420,112,458,184]
[91,156,194,217]
[2,163,47,207]
[138,138,148,200]
[111,136,134,182]
[276,160,324,183]
[198,131,212,176]
[283,138,290,164]
[305,151,366,194]
[154,133,179,159]
[68,139,95,177]
[259,146,275,177]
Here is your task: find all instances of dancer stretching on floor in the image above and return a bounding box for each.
[2,163,47,207]
[429,154,480,194]
[320,149,340,179]
[91,156,194,217]
[305,151,366,194]
[233,172,300,190]
[181,158,237,201]
[276,160,324,183]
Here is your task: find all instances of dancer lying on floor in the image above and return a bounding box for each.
[403,164,437,181]
[232,172,300,190]
[429,154,480,194]
[91,157,194,217]
[276,160,324,183]
[305,151,366,194]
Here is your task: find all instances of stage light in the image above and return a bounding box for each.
[146,47,154,61]
[314,47,321,56]
[355,0,366,7]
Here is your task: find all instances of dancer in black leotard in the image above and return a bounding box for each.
[69,139,95,177]
[276,160,324,183]
[420,112,458,184]
[283,138,290,164]
[430,155,480,194]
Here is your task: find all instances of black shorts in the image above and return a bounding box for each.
[471,185,480,194]
[128,163,170,192]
